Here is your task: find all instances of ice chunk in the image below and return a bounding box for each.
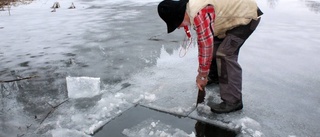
[66,77,101,98]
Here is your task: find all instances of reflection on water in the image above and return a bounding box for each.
[194,121,237,137]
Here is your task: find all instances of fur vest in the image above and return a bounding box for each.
[186,0,259,38]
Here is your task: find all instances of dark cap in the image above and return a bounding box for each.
[158,0,188,33]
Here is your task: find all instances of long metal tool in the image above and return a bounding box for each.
[196,88,206,107]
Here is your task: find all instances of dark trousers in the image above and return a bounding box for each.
[209,18,261,103]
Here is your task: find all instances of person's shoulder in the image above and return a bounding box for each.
[201,5,214,13]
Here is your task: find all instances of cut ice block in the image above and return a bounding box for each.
[66,76,101,98]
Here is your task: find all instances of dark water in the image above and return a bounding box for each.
[94,106,237,137]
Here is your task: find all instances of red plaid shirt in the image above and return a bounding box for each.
[193,5,215,75]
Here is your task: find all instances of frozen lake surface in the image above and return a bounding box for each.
[1,0,320,137]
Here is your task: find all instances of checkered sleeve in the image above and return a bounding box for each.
[193,5,215,75]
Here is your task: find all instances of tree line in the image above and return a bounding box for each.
[0,0,33,15]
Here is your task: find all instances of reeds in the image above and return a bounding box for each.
[0,0,33,15]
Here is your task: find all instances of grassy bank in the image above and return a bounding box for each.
[0,0,33,15]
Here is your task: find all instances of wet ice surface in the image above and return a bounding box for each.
[1,0,320,137]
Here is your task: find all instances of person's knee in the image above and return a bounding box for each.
[216,51,226,58]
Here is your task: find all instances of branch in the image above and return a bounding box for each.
[0,75,38,83]
[40,99,69,125]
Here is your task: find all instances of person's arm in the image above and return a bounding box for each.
[194,5,215,90]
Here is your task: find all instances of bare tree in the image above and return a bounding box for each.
[0,0,11,13]
[0,0,33,15]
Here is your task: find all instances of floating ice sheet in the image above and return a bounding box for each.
[139,82,197,116]
[36,92,134,135]
[35,76,135,135]
[122,118,195,137]
[188,105,264,137]
[189,111,265,136]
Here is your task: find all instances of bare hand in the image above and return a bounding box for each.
[196,74,208,91]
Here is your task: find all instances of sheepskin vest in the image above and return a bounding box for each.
[186,0,259,38]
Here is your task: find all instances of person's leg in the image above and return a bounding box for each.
[216,35,244,104]
[208,37,223,85]
[210,18,261,113]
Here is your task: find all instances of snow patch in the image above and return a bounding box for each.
[233,117,264,137]
[196,104,212,115]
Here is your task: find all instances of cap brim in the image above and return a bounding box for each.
[167,23,177,33]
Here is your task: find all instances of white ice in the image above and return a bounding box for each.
[66,76,101,98]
